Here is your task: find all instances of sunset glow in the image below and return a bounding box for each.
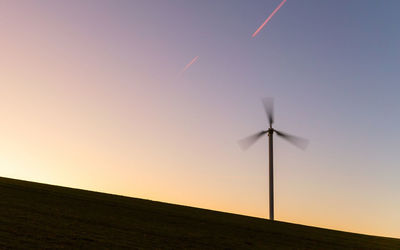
[1,0,399,239]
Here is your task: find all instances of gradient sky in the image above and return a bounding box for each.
[1,0,399,238]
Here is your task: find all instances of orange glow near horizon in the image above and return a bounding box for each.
[1,1,400,239]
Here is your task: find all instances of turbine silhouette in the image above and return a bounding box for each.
[239,98,308,221]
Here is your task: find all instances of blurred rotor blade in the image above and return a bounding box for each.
[262,98,274,126]
[275,130,309,150]
[238,131,267,150]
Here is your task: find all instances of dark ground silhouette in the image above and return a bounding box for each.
[0,177,398,249]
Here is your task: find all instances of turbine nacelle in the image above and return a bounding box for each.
[239,98,308,151]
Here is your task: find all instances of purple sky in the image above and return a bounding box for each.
[0,0,399,237]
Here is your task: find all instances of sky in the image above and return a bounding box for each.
[1,0,399,238]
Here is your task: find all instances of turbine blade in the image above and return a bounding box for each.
[238,131,267,150]
[275,130,309,150]
[262,98,274,126]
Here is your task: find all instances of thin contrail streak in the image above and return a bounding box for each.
[180,56,199,75]
[252,0,287,38]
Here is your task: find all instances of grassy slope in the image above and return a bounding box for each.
[0,177,398,249]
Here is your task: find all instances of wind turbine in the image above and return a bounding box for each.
[239,98,308,221]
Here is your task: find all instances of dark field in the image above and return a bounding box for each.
[0,177,398,249]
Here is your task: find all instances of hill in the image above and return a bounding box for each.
[0,176,398,249]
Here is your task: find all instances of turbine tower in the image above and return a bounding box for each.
[239,98,308,221]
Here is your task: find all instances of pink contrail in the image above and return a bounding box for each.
[180,56,199,75]
[252,0,287,38]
